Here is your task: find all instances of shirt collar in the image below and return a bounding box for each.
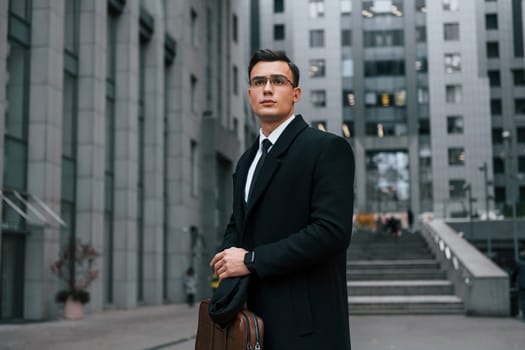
[258,114,296,148]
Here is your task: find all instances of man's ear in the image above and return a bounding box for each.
[293,87,302,103]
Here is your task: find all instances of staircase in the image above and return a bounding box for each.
[347,230,464,314]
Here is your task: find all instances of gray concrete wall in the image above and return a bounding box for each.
[25,0,65,320]
[112,0,140,309]
[422,219,510,316]
[76,0,107,314]
[445,218,525,242]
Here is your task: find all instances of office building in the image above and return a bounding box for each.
[0,0,254,321]
[255,0,504,219]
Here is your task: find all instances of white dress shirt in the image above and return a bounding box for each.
[244,115,296,202]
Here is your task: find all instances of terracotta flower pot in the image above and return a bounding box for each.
[64,297,84,320]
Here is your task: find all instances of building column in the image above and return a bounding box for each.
[76,0,107,313]
[113,0,139,309]
[164,1,192,303]
[141,1,165,305]
[25,0,65,320]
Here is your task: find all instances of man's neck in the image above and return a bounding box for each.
[260,114,294,137]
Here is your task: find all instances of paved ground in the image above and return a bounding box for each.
[0,304,524,350]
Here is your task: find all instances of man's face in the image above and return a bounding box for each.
[248,61,301,123]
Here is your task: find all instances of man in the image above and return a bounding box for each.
[210,49,355,349]
[513,251,525,320]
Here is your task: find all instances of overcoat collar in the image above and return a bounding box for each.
[240,114,308,216]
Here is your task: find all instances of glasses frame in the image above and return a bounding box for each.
[249,74,297,88]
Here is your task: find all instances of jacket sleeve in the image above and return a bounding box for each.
[216,213,240,253]
[254,136,355,279]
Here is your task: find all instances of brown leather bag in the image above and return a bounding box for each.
[195,299,264,350]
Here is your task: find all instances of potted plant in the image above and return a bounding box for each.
[50,239,100,320]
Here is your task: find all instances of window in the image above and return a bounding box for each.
[419,119,430,135]
[311,90,326,107]
[448,148,465,166]
[274,0,284,12]
[485,14,498,30]
[274,24,285,40]
[365,92,377,105]
[492,128,503,144]
[449,179,466,198]
[447,116,463,134]
[416,0,427,12]
[487,42,499,58]
[341,29,351,46]
[444,23,460,41]
[418,88,429,104]
[444,53,461,73]
[309,0,325,18]
[232,65,238,95]
[342,90,355,106]
[518,127,525,143]
[364,60,405,76]
[232,14,238,42]
[342,121,353,138]
[190,141,198,196]
[491,99,502,115]
[493,157,505,174]
[342,59,354,77]
[191,9,198,46]
[309,30,325,47]
[516,98,525,114]
[443,0,459,11]
[513,69,525,86]
[416,27,426,42]
[364,30,404,47]
[191,75,197,112]
[494,186,506,204]
[519,156,525,173]
[341,0,352,15]
[513,0,524,57]
[312,120,327,131]
[416,58,427,72]
[488,70,501,86]
[309,59,325,78]
[446,85,462,103]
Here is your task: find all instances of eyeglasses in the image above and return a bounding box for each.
[249,74,296,88]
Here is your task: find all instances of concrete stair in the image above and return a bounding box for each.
[347,230,464,315]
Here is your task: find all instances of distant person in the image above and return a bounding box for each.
[184,267,197,307]
[407,207,414,233]
[513,252,525,320]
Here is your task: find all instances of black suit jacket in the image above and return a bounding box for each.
[220,115,355,349]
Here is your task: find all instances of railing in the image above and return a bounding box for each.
[421,219,510,316]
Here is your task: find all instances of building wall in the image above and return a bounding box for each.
[0,0,249,321]
[427,0,493,217]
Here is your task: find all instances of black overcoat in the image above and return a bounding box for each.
[220,115,355,349]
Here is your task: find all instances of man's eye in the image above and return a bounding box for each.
[253,79,265,86]
[272,77,285,85]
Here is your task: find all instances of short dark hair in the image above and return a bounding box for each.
[248,48,300,87]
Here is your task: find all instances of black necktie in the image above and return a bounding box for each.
[248,139,272,202]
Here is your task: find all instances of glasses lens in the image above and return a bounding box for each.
[271,76,286,86]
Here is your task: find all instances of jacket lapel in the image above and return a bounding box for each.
[245,115,308,214]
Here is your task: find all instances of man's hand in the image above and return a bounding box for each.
[210,247,250,280]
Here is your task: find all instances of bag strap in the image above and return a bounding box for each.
[247,311,261,350]
[240,311,252,348]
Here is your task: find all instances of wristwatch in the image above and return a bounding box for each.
[244,251,256,272]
